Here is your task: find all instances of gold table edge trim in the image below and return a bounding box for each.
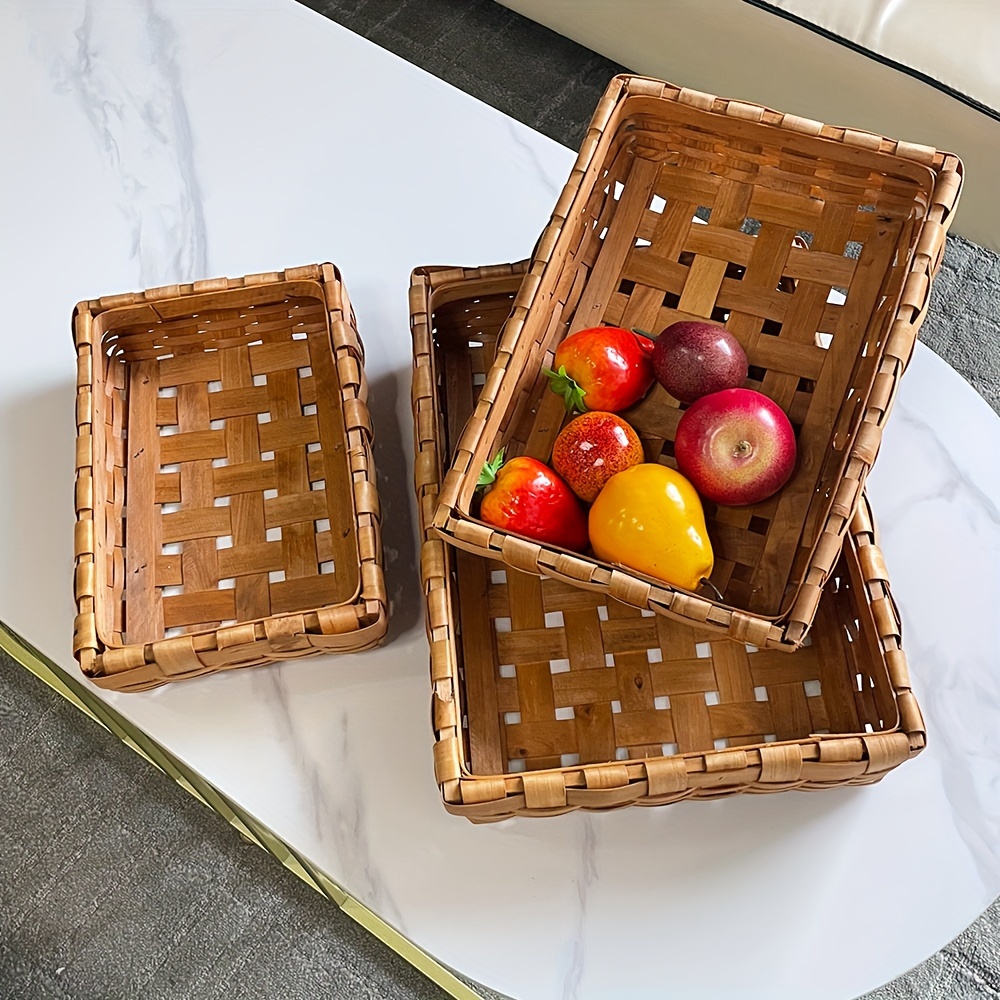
[0,620,486,1000]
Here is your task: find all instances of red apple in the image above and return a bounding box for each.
[652,321,747,403]
[674,388,796,506]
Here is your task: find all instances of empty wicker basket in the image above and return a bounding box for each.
[73,264,387,692]
[413,260,924,821]
[432,75,962,650]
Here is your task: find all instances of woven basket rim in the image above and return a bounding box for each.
[411,259,926,820]
[73,263,387,691]
[430,74,963,651]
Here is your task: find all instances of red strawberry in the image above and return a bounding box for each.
[545,326,654,413]
[478,452,589,551]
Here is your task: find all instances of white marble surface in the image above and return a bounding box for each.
[1,2,999,998]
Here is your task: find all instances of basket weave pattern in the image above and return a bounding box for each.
[73,264,386,692]
[413,262,924,822]
[433,75,962,650]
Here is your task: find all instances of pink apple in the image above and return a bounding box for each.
[674,388,797,506]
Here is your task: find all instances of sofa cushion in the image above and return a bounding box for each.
[498,0,998,249]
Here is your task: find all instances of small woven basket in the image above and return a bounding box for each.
[432,74,962,650]
[413,261,924,822]
[73,263,387,692]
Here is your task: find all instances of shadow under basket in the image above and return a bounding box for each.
[432,74,962,651]
[412,261,924,822]
[73,264,387,693]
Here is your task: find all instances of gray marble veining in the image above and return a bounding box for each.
[26,0,206,286]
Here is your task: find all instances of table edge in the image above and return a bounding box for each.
[0,619,486,1000]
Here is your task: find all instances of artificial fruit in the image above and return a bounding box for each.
[588,463,713,591]
[551,411,644,503]
[478,451,589,551]
[546,326,654,413]
[652,320,747,403]
[674,388,797,506]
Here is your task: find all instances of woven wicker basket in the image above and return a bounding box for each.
[413,261,924,821]
[432,74,962,650]
[73,264,387,692]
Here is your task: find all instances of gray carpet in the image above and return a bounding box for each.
[3,1,999,998]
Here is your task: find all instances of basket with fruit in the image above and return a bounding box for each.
[411,261,925,820]
[432,74,962,650]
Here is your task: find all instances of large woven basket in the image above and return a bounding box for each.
[73,264,387,692]
[413,261,924,822]
[432,74,962,650]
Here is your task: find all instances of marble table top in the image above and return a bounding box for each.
[2,2,999,998]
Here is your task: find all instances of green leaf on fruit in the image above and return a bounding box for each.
[543,365,587,413]
[477,448,506,489]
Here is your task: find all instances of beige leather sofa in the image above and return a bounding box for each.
[498,0,999,250]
